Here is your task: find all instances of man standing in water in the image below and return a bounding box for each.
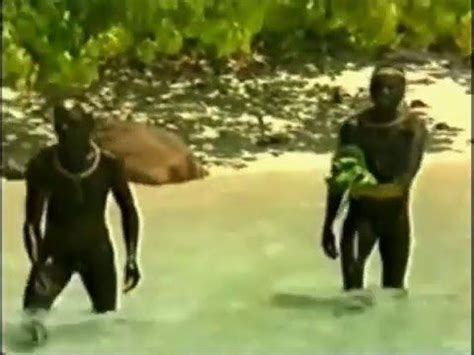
[321,63,428,295]
[22,101,141,343]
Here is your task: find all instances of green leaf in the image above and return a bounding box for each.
[199,19,242,56]
[15,15,38,44]
[82,26,133,63]
[2,43,34,87]
[433,5,457,36]
[263,1,305,32]
[183,0,207,15]
[136,39,159,65]
[159,0,178,10]
[455,11,472,56]
[155,18,183,55]
[237,0,269,34]
[183,19,206,38]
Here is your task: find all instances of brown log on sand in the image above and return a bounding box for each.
[95,121,208,185]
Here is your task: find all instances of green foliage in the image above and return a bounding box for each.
[82,26,134,63]
[326,145,378,193]
[455,11,472,56]
[3,0,471,94]
[2,20,36,89]
[337,0,401,49]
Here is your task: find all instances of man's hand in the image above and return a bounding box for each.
[123,258,141,294]
[321,227,339,259]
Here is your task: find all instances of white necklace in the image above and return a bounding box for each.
[53,141,101,180]
[362,115,408,128]
[361,106,409,128]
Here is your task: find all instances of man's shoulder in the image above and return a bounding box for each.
[347,106,427,131]
[27,145,55,169]
[98,148,125,173]
[401,109,428,133]
[100,148,119,162]
[31,145,55,159]
[97,148,129,185]
[339,110,368,134]
[342,107,372,127]
[25,145,56,181]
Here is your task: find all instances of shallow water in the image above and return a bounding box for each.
[2,154,470,354]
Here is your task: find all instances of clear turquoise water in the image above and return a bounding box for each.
[2,159,471,354]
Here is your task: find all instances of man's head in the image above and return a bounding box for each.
[369,63,406,110]
[53,101,94,152]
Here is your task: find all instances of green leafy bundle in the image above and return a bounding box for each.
[326,145,377,193]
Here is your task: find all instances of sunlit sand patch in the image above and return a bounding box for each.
[206,61,471,177]
[2,86,20,101]
[198,126,220,140]
[264,117,302,131]
[307,64,470,128]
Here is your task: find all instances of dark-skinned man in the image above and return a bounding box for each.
[21,101,141,344]
[321,64,428,297]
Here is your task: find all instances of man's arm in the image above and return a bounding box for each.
[111,158,140,262]
[23,160,46,264]
[352,116,428,200]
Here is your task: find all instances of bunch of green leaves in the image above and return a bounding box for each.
[121,0,183,64]
[263,0,308,33]
[326,145,378,193]
[334,0,400,50]
[4,0,96,94]
[262,0,470,54]
[2,21,37,90]
[398,0,471,51]
[81,26,134,64]
[194,0,270,57]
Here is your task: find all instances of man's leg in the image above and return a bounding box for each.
[79,244,118,313]
[22,257,72,343]
[23,258,72,311]
[340,217,377,290]
[379,210,411,290]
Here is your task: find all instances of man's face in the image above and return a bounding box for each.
[54,106,92,152]
[370,71,405,110]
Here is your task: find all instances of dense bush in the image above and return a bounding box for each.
[3,0,471,94]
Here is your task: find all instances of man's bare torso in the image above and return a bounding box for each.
[27,146,120,250]
[342,108,425,184]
